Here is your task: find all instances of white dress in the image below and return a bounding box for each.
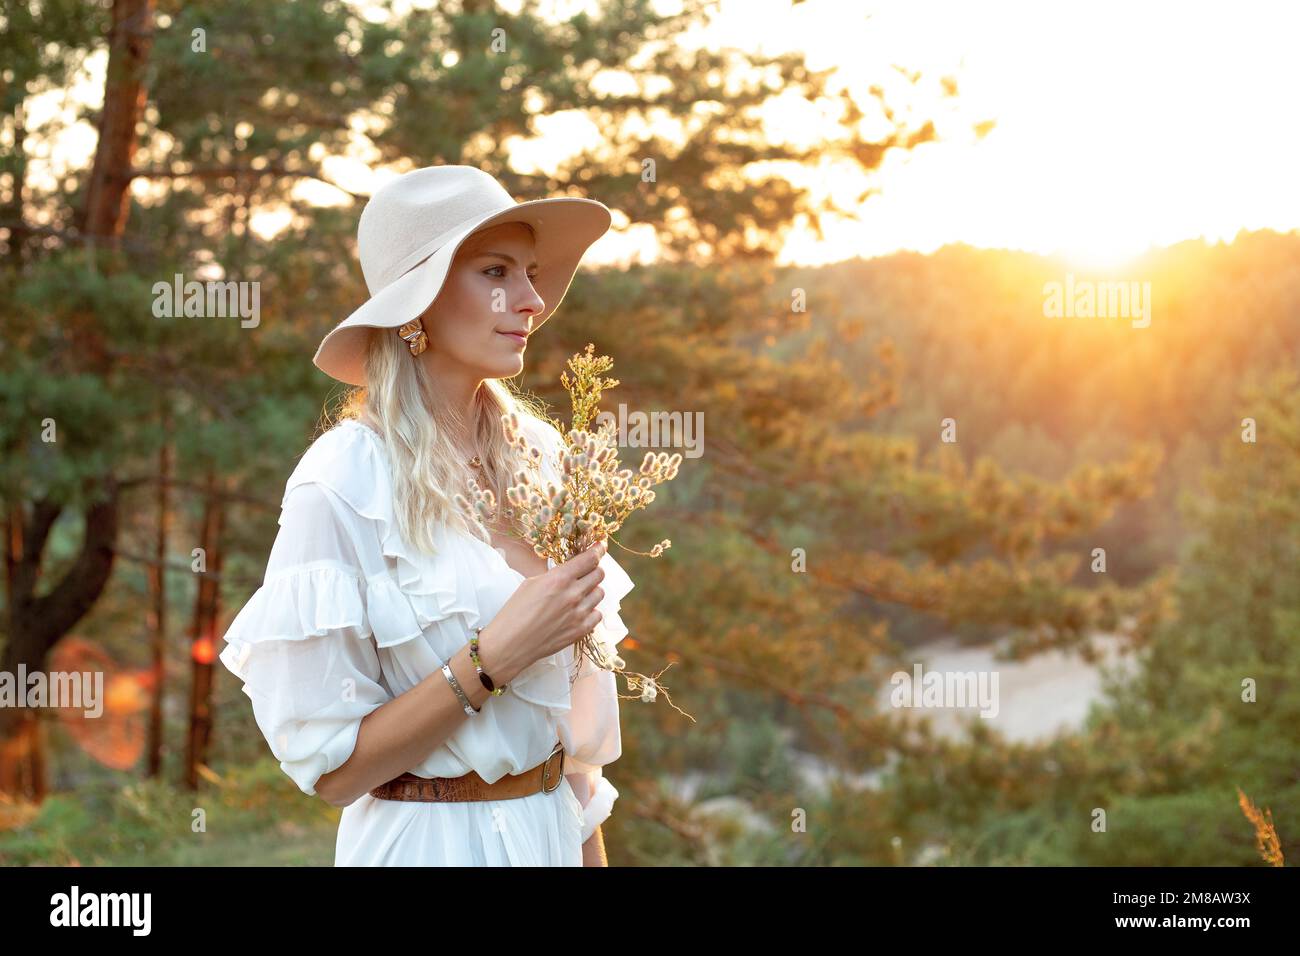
[218,416,633,866]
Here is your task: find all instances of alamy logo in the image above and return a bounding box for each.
[151,273,261,328]
[1042,273,1151,328]
[0,665,103,718]
[49,886,151,936]
[593,403,704,458]
[889,663,1000,719]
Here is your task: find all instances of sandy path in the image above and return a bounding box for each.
[877,632,1136,743]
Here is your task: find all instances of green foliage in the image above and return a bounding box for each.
[0,759,340,866]
[856,370,1300,866]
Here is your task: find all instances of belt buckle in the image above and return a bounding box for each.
[540,741,565,794]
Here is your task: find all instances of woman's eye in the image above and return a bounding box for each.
[484,265,539,281]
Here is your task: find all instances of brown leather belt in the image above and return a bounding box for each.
[369,741,566,802]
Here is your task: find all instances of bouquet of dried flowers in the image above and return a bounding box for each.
[455,344,688,714]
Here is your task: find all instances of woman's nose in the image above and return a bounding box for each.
[519,282,544,316]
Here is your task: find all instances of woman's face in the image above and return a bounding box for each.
[418,221,544,381]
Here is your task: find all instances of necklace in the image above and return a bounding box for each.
[465,455,515,522]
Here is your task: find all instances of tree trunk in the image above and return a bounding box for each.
[82,0,156,239]
[145,405,171,778]
[184,470,225,791]
[0,0,155,801]
[0,485,119,799]
[3,100,29,270]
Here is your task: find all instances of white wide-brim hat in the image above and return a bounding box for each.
[314,164,612,386]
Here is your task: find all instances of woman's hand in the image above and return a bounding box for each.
[481,538,608,680]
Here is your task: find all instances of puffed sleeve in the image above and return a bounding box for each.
[522,414,629,841]
[219,481,391,799]
[566,764,620,845]
[559,554,634,842]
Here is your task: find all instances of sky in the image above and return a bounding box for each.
[680,0,1300,269]
[18,0,1300,270]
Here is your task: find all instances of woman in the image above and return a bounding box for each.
[219,165,633,866]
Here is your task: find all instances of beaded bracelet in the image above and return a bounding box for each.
[469,626,508,695]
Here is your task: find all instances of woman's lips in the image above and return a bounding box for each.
[498,332,527,347]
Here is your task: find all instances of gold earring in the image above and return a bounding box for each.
[397,318,428,356]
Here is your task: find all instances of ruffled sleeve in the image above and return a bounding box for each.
[219,479,391,799]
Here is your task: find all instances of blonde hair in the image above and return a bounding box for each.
[323,324,555,557]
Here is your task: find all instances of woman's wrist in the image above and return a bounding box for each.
[473,620,529,687]
[582,825,608,866]
[447,643,491,712]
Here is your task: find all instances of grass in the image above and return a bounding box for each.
[0,757,342,866]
